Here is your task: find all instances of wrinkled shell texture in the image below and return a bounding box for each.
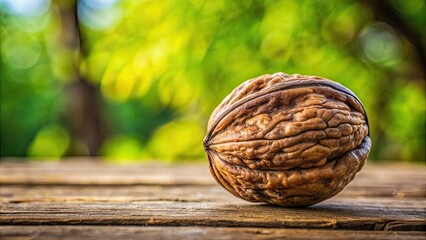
[204,73,371,207]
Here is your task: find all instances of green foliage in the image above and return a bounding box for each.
[0,0,425,162]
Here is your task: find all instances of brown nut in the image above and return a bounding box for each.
[203,73,371,207]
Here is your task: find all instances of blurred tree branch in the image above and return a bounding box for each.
[58,0,107,156]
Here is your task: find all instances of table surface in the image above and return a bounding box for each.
[0,160,425,240]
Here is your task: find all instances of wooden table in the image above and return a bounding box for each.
[0,160,425,239]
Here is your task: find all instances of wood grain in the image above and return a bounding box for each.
[1,184,424,205]
[0,160,425,239]
[0,160,213,186]
[1,226,425,240]
[1,194,425,230]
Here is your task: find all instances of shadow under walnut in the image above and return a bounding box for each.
[204,73,371,207]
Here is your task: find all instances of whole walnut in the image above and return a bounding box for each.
[203,73,371,207]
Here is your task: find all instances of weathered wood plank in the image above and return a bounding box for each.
[0,184,424,205]
[1,161,425,187]
[0,160,425,233]
[1,199,425,231]
[0,185,237,203]
[1,226,425,240]
[0,160,213,186]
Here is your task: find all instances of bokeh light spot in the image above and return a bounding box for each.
[261,32,292,60]
[148,120,205,160]
[100,135,146,161]
[78,0,122,30]
[1,34,42,69]
[358,22,405,66]
[27,125,70,158]
[0,0,50,17]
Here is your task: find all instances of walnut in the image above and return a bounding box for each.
[203,73,371,207]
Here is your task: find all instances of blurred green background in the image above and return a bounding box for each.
[0,0,424,163]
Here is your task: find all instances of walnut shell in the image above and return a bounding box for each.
[203,73,371,207]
